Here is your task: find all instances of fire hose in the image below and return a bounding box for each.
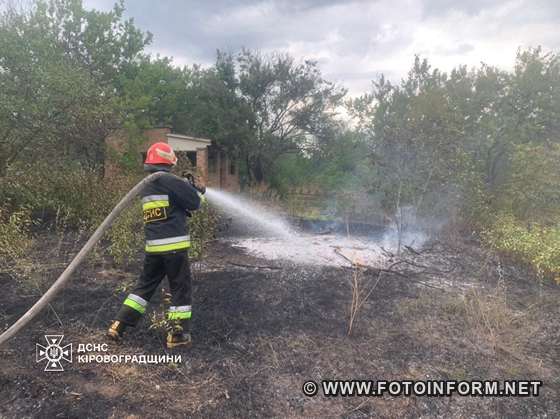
[0,171,169,347]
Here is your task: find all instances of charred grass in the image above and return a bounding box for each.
[0,235,558,418]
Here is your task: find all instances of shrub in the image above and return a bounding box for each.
[0,162,122,229]
[0,208,33,262]
[483,213,560,282]
[106,202,145,266]
[189,199,218,260]
[0,163,217,267]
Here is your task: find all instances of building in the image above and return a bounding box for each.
[105,127,240,192]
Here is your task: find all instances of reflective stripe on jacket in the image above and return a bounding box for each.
[141,172,201,254]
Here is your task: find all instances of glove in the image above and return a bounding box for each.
[195,183,206,195]
[184,173,206,195]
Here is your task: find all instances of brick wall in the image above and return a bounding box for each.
[196,147,208,185]
[221,154,240,192]
[105,129,240,192]
[142,127,171,148]
[204,147,240,192]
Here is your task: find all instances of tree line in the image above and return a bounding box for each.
[1,0,559,278]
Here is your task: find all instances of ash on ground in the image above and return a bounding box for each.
[229,234,393,268]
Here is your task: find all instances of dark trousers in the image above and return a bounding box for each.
[116,251,192,331]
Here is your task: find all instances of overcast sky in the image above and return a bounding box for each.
[83,0,560,95]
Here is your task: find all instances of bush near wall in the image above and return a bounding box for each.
[0,162,124,229]
[0,163,216,267]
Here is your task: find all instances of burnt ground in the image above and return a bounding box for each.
[0,230,559,418]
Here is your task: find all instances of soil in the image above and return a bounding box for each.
[0,230,559,418]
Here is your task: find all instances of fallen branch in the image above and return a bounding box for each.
[360,262,445,291]
[384,272,444,290]
[330,244,368,251]
[333,247,354,265]
[227,261,282,270]
[413,263,456,276]
[333,247,369,268]
[380,246,394,258]
[380,258,456,275]
[404,245,421,255]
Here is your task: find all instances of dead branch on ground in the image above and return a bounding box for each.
[227,261,282,270]
[404,245,421,255]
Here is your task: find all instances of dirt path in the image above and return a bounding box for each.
[0,235,558,418]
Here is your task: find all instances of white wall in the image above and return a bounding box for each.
[168,137,209,152]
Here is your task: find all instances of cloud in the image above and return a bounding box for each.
[436,43,475,56]
[82,0,560,95]
[421,0,504,17]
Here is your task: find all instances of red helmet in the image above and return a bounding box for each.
[145,142,177,166]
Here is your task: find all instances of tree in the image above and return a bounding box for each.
[0,0,151,173]
[36,0,152,87]
[236,49,345,183]
[351,57,468,220]
[117,56,188,129]
[173,52,254,161]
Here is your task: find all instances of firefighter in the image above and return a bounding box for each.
[107,142,206,349]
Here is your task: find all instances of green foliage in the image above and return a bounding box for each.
[106,202,144,265]
[174,54,254,159]
[0,162,123,229]
[0,0,151,172]
[348,48,560,217]
[0,162,216,265]
[483,214,560,281]
[271,130,370,194]
[459,172,493,228]
[269,154,316,195]
[349,57,471,216]
[0,208,33,261]
[117,56,188,129]
[0,162,140,265]
[188,199,218,260]
[343,49,560,277]
[498,144,560,223]
[35,0,151,85]
[236,50,346,182]
[1,0,559,284]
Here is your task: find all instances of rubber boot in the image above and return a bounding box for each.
[166,321,192,349]
[107,320,126,341]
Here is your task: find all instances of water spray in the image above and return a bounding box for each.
[0,179,428,346]
[203,189,428,268]
[205,187,295,239]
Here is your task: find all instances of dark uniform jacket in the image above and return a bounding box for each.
[141,170,202,253]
